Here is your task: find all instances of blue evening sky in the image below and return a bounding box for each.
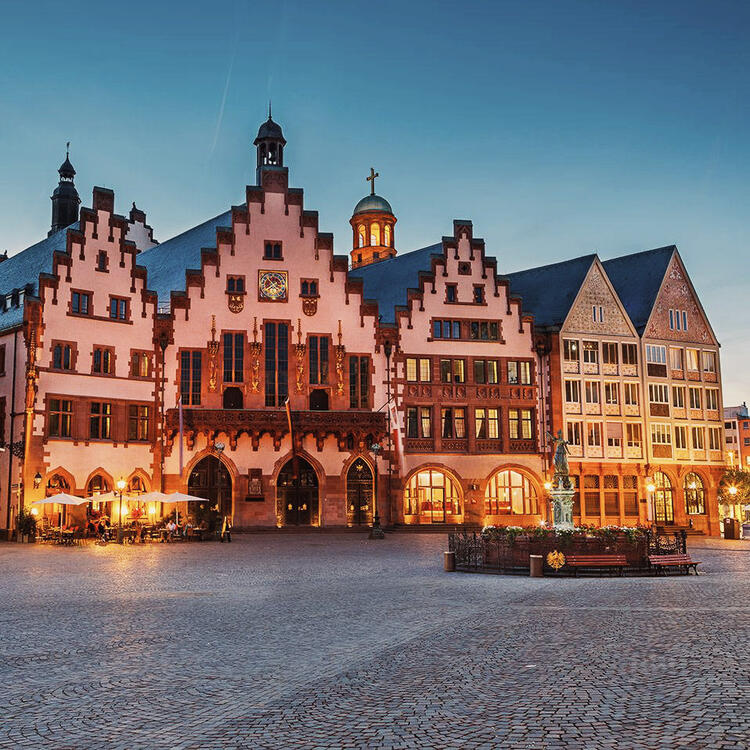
[1,0,748,403]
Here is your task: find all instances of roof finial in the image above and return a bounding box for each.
[366,167,379,196]
[268,99,272,120]
[66,141,70,158]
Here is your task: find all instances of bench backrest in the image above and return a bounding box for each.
[566,555,627,564]
[649,554,693,563]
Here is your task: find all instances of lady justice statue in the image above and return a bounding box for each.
[546,429,575,529]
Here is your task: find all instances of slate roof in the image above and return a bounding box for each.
[503,254,597,329]
[0,223,77,332]
[137,210,233,304]
[348,242,444,323]
[602,246,675,334]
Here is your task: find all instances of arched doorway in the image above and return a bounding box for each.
[653,471,674,524]
[187,456,232,517]
[277,457,319,526]
[347,459,373,526]
[684,472,706,515]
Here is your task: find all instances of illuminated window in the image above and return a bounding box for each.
[358,224,366,248]
[404,469,461,521]
[370,223,381,246]
[684,472,705,514]
[384,224,391,247]
[485,470,538,515]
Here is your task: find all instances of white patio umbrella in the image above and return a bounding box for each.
[32,493,89,540]
[166,492,208,525]
[136,491,171,523]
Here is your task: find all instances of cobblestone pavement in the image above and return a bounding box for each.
[1,534,749,750]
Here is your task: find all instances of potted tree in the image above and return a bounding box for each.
[15,508,37,543]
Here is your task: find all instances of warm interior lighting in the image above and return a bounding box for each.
[646,483,656,493]
[30,507,38,516]
[147,503,157,516]
[688,482,697,490]
[544,481,553,491]
[729,486,738,496]
[116,478,126,491]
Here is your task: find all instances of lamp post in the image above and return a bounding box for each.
[158,334,168,494]
[383,339,393,535]
[646,479,656,527]
[369,442,385,540]
[116,477,126,544]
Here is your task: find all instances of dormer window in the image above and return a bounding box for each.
[11,291,19,308]
[264,241,282,260]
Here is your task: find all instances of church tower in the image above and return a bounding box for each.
[49,143,80,236]
[349,168,397,269]
[253,106,286,185]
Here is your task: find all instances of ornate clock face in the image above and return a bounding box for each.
[258,270,288,301]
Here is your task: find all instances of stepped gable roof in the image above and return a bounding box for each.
[0,223,78,332]
[602,245,675,334]
[348,242,444,324]
[503,254,597,329]
[138,209,233,303]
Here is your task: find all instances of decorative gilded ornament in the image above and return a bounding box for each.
[249,317,261,393]
[207,315,219,392]
[335,320,345,396]
[547,550,566,571]
[302,297,317,316]
[258,270,288,301]
[294,319,306,393]
[228,293,244,313]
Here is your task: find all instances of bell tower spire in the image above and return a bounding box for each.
[253,109,287,186]
[49,142,81,236]
[349,167,397,269]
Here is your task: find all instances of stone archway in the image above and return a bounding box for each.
[346,458,373,526]
[277,457,319,526]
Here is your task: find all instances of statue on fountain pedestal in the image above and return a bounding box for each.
[546,429,574,529]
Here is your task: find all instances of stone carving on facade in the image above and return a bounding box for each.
[249,317,262,393]
[302,297,317,316]
[294,319,306,393]
[207,315,219,392]
[335,320,345,396]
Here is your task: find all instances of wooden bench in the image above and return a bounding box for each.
[648,554,700,575]
[565,554,628,576]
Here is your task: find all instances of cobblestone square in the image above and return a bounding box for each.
[1,534,749,749]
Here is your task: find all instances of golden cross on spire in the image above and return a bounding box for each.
[366,167,379,195]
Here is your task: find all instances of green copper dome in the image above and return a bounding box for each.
[353,194,393,215]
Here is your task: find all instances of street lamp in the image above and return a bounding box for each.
[116,477,127,544]
[646,479,656,526]
[369,442,385,540]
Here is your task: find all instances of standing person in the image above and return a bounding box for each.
[220,515,232,543]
